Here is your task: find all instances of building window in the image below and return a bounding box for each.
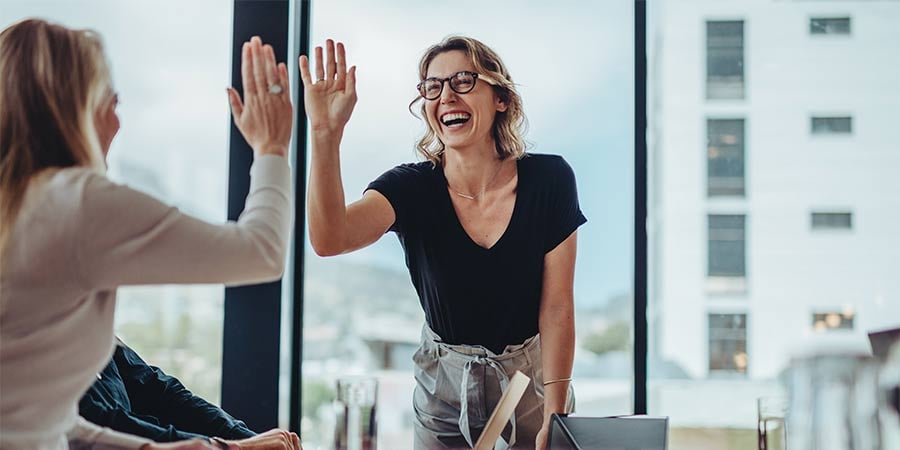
[810,17,851,35]
[811,116,852,135]
[708,215,746,277]
[709,314,748,375]
[811,212,853,230]
[707,119,745,197]
[812,311,855,331]
[706,20,744,99]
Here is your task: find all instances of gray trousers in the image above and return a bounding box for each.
[412,325,574,450]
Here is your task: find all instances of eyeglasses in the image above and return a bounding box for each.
[416,71,481,100]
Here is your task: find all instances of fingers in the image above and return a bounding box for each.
[263,44,279,92]
[250,37,268,96]
[226,87,243,119]
[347,65,358,97]
[290,432,301,450]
[325,39,336,81]
[277,62,290,99]
[314,46,324,82]
[241,41,255,95]
[298,55,312,87]
[335,41,347,85]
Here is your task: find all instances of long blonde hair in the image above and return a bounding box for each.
[409,36,528,165]
[0,19,110,250]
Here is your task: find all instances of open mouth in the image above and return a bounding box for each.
[441,112,471,127]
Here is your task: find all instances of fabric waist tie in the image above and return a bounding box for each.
[459,355,516,450]
[421,324,538,450]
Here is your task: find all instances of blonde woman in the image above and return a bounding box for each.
[300,36,585,450]
[0,19,299,450]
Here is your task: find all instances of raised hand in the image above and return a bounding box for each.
[298,39,357,135]
[227,36,294,158]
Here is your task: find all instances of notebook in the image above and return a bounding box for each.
[473,370,531,450]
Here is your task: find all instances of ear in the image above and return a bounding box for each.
[495,96,508,113]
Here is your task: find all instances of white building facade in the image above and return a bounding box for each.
[647,0,900,436]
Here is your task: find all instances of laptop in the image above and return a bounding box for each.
[548,414,669,450]
[868,326,900,361]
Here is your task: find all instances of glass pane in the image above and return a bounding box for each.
[810,17,851,35]
[811,116,853,134]
[707,119,745,196]
[301,1,633,448]
[706,21,744,99]
[650,2,900,449]
[811,212,853,230]
[708,215,746,278]
[1,0,233,404]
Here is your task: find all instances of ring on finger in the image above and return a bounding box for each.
[268,84,283,95]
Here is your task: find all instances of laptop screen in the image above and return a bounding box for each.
[548,414,668,450]
[868,327,900,361]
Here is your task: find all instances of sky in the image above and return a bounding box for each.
[308,0,636,307]
[1,0,635,307]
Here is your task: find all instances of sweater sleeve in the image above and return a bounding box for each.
[75,155,293,288]
[67,416,153,449]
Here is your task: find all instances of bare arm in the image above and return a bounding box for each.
[301,40,394,256]
[536,231,578,449]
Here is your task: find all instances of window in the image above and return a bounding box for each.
[810,17,851,35]
[811,212,852,230]
[706,20,745,99]
[708,215,746,278]
[707,119,745,197]
[708,314,748,375]
[811,116,852,134]
[651,3,900,449]
[301,1,634,447]
[812,311,855,331]
[1,1,233,404]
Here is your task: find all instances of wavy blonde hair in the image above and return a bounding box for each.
[0,19,111,250]
[409,36,527,164]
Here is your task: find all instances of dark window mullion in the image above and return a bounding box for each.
[223,0,291,431]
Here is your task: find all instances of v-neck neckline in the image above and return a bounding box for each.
[438,158,522,252]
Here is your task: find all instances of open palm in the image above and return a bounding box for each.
[299,39,357,134]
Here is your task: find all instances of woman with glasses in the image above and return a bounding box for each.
[300,35,585,450]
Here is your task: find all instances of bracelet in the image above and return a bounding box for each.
[542,377,572,386]
[210,437,230,450]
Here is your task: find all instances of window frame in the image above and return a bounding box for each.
[229,0,653,428]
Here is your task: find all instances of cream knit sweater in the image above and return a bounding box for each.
[0,155,293,449]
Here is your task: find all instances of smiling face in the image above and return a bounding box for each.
[423,50,507,154]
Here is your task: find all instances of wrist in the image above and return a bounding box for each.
[311,126,344,141]
[254,145,289,157]
[210,437,234,450]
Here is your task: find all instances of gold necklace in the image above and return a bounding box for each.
[447,160,505,200]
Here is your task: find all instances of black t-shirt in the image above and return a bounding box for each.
[366,153,586,354]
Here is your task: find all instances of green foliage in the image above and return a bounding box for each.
[583,321,631,355]
[303,378,335,416]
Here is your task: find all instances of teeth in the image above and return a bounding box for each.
[441,112,471,125]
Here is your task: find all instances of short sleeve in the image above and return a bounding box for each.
[365,163,429,234]
[544,156,587,253]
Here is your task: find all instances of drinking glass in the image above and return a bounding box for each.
[334,376,378,450]
[758,396,788,450]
